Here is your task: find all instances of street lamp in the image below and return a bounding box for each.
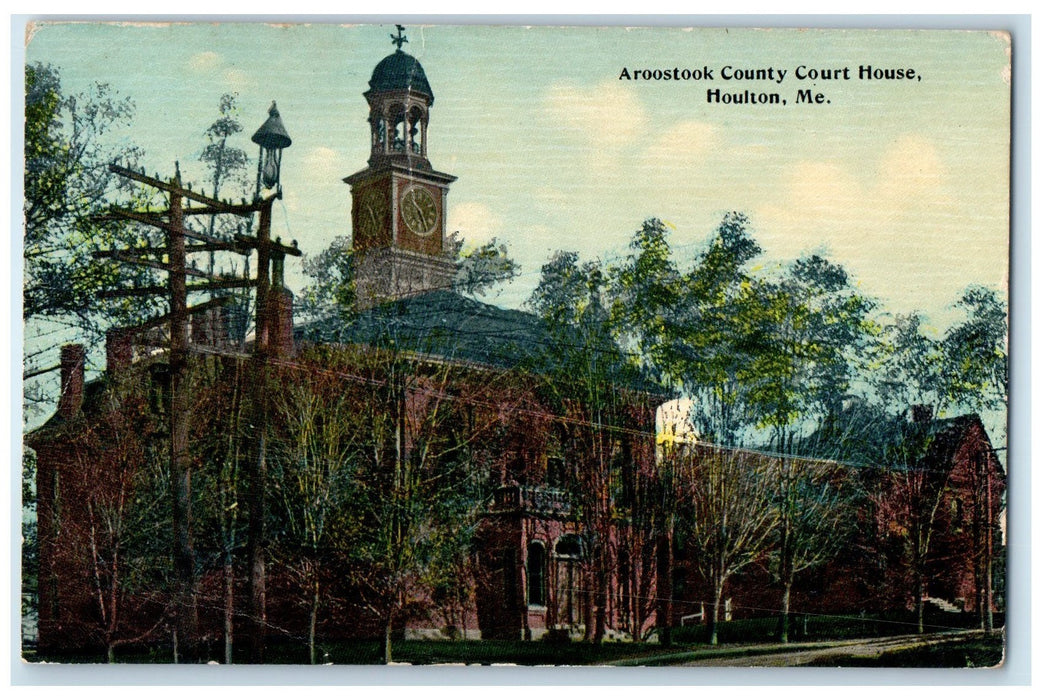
[251,101,292,199]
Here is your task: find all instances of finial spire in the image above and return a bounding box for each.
[391,24,408,51]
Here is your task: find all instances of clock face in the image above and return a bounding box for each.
[400,186,439,236]
[357,189,389,243]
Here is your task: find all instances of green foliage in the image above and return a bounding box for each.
[449,233,521,298]
[199,93,251,200]
[941,285,1008,412]
[872,284,1007,419]
[299,236,356,319]
[23,62,158,326]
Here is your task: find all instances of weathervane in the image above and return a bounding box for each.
[391,24,408,51]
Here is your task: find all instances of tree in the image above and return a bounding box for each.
[341,341,494,662]
[678,445,778,645]
[867,286,1007,633]
[673,212,767,444]
[609,214,778,643]
[749,255,874,641]
[298,233,519,324]
[23,62,159,417]
[609,218,681,382]
[940,285,1008,413]
[178,96,255,664]
[65,378,173,662]
[448,233,521,298]
[191,356,249,664]
[269,348,365,664]
[529,250,658,643]
[198,93,254,344]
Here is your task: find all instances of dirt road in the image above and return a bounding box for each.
[675,631,984,667]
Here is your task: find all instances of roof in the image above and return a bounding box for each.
[796,408,995,475]
[295,290,664,395]
[367,51,434,103]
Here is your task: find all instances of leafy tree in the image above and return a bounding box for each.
[674,212,767,444]
[749,255,874,641]
[609,218,681,383]
[940,285,1008,413]
[23,62,160,416]
[528,250,656,642]
[197,93,254,344]
[298,236,356,321]
[298,233,519,323]
[342,343,493,662]
[448,232,521,298]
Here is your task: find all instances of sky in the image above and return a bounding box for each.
[23,22,1011,334]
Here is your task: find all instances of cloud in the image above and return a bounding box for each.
[223,68,254,92]
[188,51,221,73]
[447,201,503,247]
[876,134,945,205]
[543,79,648,149]
[643,120,719,165]
[282,147,343,214]
[636,120,720,186]
[749,134,1004,318]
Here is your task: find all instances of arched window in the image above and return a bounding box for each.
[527,541,546,607]
[390,105,407,153]
[555,534,583,559]
[408,105,425,155]
[373,118,387,150]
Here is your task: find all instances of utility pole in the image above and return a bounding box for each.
[245,101,292,664]
[95,160,299,662]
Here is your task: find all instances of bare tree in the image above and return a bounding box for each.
[269,349,366,664]
[679,445,778,645]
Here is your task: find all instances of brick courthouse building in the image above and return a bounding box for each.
[26,33,1004,656]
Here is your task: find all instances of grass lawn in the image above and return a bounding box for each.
[24,616,1002,666]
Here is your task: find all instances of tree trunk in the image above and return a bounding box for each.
[383,617,394,665]
[309,579,320,665]
[778,580,792,643]
[915,566,924,634]
[224,554,234,664]
[710,579,723,646]
[107,643,116,664]
[656,532,673,646]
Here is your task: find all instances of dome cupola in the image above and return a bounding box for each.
[364,25,435,169]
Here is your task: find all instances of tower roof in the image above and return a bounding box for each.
[367,50,434,103]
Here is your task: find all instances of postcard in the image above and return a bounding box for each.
[20,21,1011,670]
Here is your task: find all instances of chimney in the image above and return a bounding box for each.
[911,404,934,424]
[269,287,295,358]
[58,344,85,419]
[106,329,133,375]
[191,307,228,349]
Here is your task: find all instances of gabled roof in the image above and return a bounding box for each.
[796,408,996,476]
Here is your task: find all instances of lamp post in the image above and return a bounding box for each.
[246,101,291,663]
[251,101,292,199]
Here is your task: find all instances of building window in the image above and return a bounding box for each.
[951,497,964,531]
[527,541,546,607]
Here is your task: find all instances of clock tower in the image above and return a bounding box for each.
[346,26,458,308]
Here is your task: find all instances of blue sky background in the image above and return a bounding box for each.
[24,22,1010,330]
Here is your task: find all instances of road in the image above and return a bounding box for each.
[675,631,984,667]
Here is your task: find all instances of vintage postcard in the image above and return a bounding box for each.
[20,21,1011,671]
